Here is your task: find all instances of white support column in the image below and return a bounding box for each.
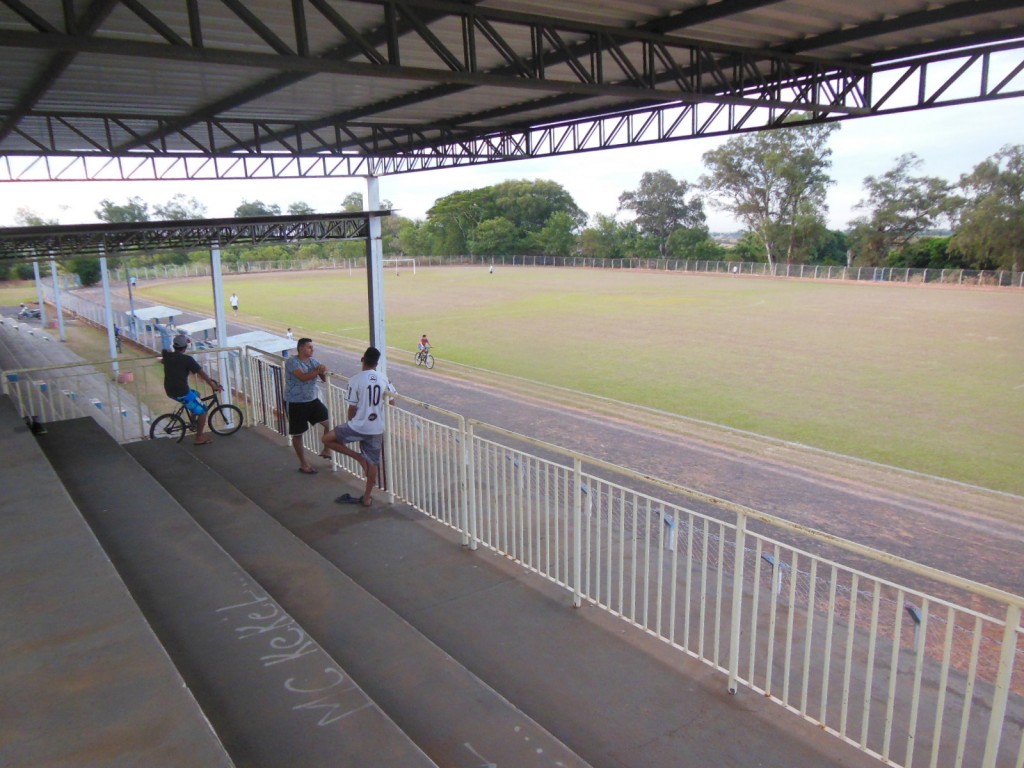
[32,260,47,328]
[99,254,119,375]
[210,241,233,405]
[365,175,387,371]
[365,175,392,502]
[49,258,66,342]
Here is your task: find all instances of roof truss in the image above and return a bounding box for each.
[0,0,1021,180]
[0,211,386,260]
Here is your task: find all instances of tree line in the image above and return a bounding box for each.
[5,121,1022,285]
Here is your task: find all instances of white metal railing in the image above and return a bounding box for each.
[5,343,1022,768]
[1,341,251,445]
[350,379,1024,768]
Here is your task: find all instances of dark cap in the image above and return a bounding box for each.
[172,334,190,349]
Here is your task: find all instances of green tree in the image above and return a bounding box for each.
[950,144,1024,271]
[701,121,838,271]
[95,196,149,223]
[534,211,577,256]
[426,179,585,256]
[153,194,207,220]
[341,192,363,212]
[889,236,962,269]
[846,153,954,266]
[396,219,430,256]
[234,200,281,217]
[426,189,488,255]
[728,231,769,263]
[578,214,628,260]
[666,227,722,260]
[15,208,59,227]
[468,217,519,256]
[67,257,102,286]
[804,227,849,266]
[287,201,316,216]
[617,170,706,257]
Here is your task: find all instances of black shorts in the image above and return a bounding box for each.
[286,399,329,436]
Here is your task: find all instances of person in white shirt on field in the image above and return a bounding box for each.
[229,293,239,312]
[322,346,396,507]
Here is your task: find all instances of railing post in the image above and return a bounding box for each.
[728,511,748,694]
[466,421,478,550]
[982,603,1021,768]
[573,456,583,608]
[457,414,471,548]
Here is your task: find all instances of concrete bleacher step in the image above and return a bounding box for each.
[34,416,436,768]
[0,397,233,768]
[127,436,593,768]
[170,427,881,768]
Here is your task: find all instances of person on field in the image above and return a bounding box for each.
[161,334,221,446]
[322,346,395,507]
[285,337,332,474]
[229,293,239,312]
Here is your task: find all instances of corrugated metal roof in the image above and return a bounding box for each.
[0,0,1021,179]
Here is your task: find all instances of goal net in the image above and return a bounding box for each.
[383,258,416,275]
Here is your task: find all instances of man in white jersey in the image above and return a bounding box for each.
[322,346,396,507]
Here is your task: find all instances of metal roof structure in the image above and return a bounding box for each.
[1,0,1022,183]
[0,210,384,260]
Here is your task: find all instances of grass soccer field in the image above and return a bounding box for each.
[138,266,1024,495]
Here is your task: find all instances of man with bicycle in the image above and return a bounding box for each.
[417,333,431,362]
[161,334,222,445]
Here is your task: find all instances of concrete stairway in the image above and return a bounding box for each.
[0,397,233,768]
[32,416,437,768]
[8,404,880,768]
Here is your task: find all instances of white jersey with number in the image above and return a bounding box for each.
[345,368,395,435]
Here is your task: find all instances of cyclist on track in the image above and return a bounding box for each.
[161,333,222,446]
[417,333,431,361]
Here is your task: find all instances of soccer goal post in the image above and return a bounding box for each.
[383,257,416,275]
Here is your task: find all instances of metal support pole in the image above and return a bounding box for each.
[49,258,66,342]
[209,240,232,406]
[99,254,119,376]
[458,415,470,548]
[365,175,388,371]
[728,512,748,694]
[466,421,478,550]
[982,604,1022,768]
[573,457,583,608]
[32,260,47,328]
[126,266,138,339]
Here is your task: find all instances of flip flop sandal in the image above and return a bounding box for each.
[335,493,361,504]
[298,466,318,474]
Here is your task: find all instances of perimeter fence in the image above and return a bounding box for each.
[109,256,1023,289]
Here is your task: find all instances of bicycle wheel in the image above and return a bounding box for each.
[208,404,244,436]
[424,353,434,369]
[414,350,423,366]
[150,413,187,442]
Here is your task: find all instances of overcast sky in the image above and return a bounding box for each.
[1,97,1021,234]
